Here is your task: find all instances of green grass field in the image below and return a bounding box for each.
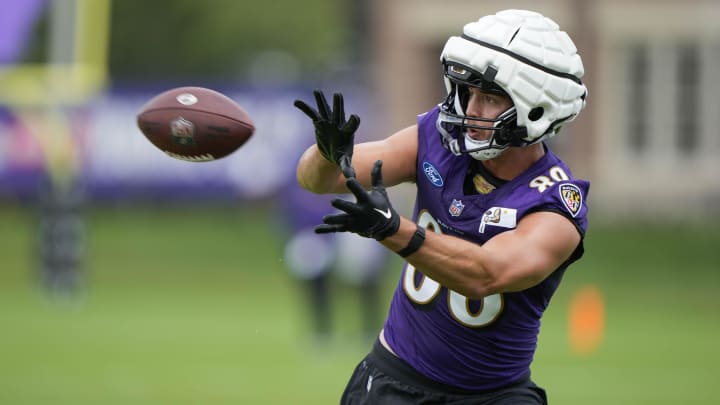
[1,203,718,404]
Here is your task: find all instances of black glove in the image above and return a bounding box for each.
[315,160,400,240]
[294,90,359,179]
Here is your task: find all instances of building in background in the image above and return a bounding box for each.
[365,0,720,220]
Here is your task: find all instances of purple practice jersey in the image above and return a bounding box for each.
[383,106,590,391]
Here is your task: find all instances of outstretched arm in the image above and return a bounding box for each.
[319,160,582,299]
[381,213,581,299]
[296,123,418,194]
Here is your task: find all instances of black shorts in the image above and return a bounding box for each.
[340,339,547,405]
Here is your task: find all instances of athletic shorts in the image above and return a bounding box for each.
[340,339,548,404]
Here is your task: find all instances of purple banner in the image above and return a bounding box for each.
[0,86,374,202]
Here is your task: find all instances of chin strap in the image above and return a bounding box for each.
[494,126,528,147]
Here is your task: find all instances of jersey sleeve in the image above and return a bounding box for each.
[532,179,590,237]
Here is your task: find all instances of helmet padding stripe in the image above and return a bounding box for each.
[460,34,583,85]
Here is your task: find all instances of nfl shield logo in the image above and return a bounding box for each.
[449,199,465,217]
[170,117,196,146]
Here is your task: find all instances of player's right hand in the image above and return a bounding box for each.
[294,90,359,179]
[315,160,400,241]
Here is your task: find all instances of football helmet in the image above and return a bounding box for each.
[437,9,587,160]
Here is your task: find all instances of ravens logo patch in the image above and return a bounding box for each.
[559,183,582,217]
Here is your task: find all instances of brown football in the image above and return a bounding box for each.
[136,86,255,162]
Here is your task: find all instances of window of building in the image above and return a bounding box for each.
[626,43,649,153]
[676,43,699,154]
[623,41,712,157]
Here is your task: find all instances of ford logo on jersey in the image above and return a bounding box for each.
[422,161,444,187]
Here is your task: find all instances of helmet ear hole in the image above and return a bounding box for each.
[529,107,544,121]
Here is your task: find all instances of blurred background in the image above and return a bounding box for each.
[0,0,718,404]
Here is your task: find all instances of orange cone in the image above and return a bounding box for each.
[568,285,605,355]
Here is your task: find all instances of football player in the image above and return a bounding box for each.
[294,9,589,404]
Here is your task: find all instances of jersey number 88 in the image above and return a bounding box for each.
[402,210,503,328]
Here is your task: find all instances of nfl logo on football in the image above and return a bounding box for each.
[170,117,196,146]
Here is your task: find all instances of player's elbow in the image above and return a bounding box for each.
[296,148,341,194]
[296,170,320,194]
[463,285,495,301]
[466,266,545,299]
[459,267,502,300]
[443,257,506,300]
[492,271,547,295]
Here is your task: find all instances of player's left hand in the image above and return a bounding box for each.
[294,90,359,179]
[315,160,400,241]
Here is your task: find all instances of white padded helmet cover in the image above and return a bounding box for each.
[441,9,587,141]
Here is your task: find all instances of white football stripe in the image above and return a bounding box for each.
[163,151,215,162]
